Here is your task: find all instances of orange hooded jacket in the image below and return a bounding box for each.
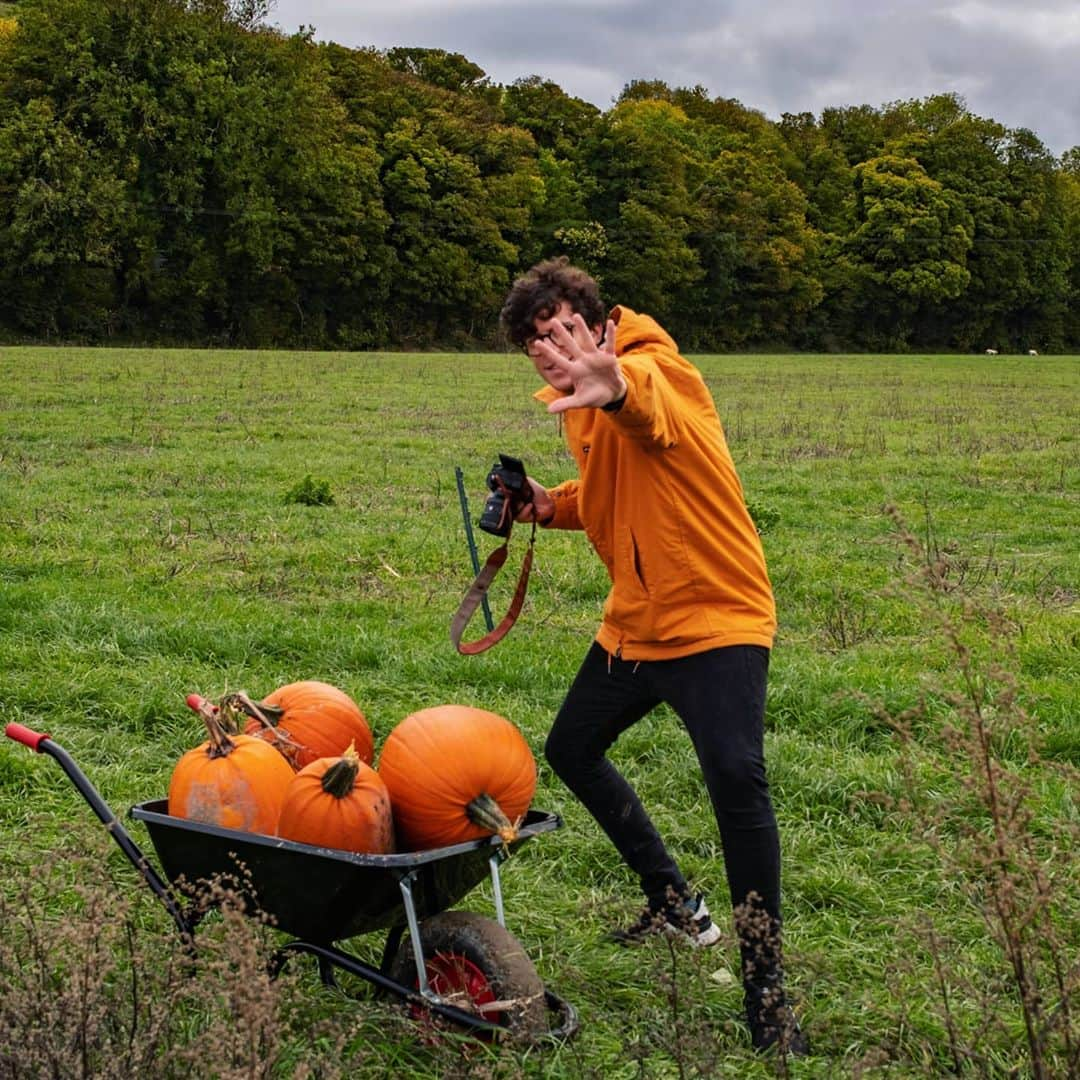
[535,306,776,660]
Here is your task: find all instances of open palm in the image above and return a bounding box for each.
[536,315,625,414]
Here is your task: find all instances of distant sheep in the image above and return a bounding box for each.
[1028,349,1039,356]
[984,348,999,355]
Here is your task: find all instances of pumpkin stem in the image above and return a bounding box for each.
[465,792,519,844]
[220,690,304,761]
[202,709,237,760]
[187,695,236,758]
[220,691,278,730]
[321,742,361,799]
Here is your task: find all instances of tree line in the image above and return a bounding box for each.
[1,0,1078,351]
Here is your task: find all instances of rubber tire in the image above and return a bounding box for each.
[388,911,547,1039]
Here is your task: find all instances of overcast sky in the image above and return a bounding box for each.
[266,0,1078,158]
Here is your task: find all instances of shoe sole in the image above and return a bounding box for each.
[663,920,722,947]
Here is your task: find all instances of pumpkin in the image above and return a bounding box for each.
[377,705,536,851]
[222,680,373,770]
[276,742,395,855]
[169,694,293,834]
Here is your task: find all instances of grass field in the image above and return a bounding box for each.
[1,347,1077,1077]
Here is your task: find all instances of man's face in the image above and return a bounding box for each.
[525,300,602,392]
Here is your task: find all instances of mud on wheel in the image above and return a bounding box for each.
[389,910,547,1039]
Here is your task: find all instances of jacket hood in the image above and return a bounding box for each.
[608,305,679,355]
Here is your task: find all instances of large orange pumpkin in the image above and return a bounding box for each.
[276,743,395,855]
[377,705,536,851]
[169,695,293,835]
[222,681,373,770]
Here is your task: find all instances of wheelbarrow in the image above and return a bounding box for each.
[4,722,578,1044]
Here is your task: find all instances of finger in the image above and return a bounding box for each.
[547,386,608,414]
[547,394,581,415]
[534,338,574,367]
[549,318,581,352]
[571,312,606,354]
[602,318,617,354]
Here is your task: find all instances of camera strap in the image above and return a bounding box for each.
[450,517,536,655]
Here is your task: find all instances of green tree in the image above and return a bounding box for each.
[326,43,541,345]
[778,111,854,237]
[581,98,703,326]
[0,0,392,344]
[2,5,1075,350]
[820,104,887,166]
[885,101,1069,350]
[682,146,822,348]
[999,128,1069,350]
[501,76,601,266]
[0,98,127,335]
[1060,164,1080,346]
[385,46,492,98]
[842,151,973,348]
[502,76,600,159]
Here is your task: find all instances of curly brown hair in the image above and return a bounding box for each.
[499,257,606,347]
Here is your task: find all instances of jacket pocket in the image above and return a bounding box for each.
[617,525,651,598]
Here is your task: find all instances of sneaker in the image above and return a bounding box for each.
[610,891,723,948]
[746,989,810,1056]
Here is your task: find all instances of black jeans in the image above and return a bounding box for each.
[545,642,782,923]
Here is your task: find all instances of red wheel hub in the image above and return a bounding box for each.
[407,950,503,1031]
[426,951,498,1011]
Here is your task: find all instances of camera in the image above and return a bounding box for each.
[479,454,529,537]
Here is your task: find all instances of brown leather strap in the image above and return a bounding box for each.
[450,524,535,655]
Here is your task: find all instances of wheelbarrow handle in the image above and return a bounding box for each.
[5,722,194,939]
[5,722,52,752]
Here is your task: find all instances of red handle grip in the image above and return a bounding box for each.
[5,723,52,752]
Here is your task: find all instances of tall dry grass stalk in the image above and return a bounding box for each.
[0,837,372,1079]
[869,504,1079,1076]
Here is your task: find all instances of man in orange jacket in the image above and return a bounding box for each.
[500,258,808,1056]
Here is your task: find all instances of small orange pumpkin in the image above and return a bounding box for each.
[377,705,536,851]
[223,680,374,770]
[169,695,293,834]
[276,742,395,855]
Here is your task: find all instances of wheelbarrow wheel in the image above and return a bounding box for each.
[388,910,547,1039]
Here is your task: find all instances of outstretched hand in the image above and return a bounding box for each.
[537,315,625,414]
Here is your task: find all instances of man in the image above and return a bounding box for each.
[499,258,808,1056]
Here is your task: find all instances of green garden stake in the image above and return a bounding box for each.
[455,466,494,632]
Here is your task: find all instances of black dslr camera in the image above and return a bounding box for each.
[479,454,529,537]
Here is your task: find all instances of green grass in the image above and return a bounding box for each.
[1,347,1077,1076]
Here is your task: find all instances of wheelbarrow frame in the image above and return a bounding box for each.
[5,722,578,1042]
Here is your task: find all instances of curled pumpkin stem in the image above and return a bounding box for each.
[221,690,305,758]
[220,691,272,729]
[466,792,519,844]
